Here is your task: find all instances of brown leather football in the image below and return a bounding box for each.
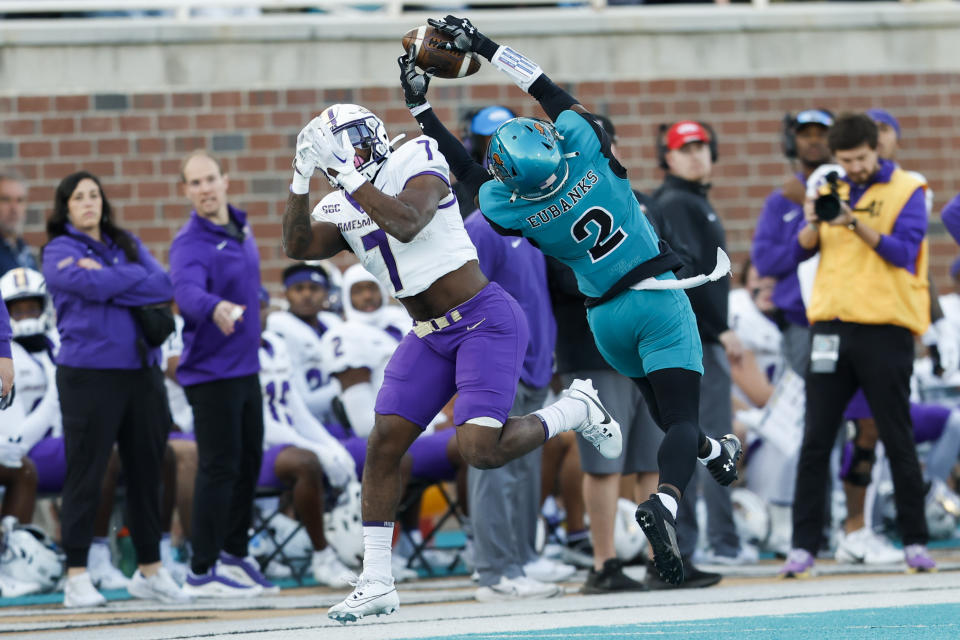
[401,26,482,79]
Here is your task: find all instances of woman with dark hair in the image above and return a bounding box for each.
[42,171,191,607]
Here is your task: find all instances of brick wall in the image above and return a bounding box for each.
[4,72,960,294]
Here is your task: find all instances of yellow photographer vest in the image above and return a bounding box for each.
[807,168,929,335]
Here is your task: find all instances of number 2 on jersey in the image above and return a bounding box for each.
[361,228,403,292]
[571,206,627,262]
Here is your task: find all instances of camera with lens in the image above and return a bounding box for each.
[814,171,844,222]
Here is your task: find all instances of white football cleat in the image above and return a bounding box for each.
[311,547,353,589]
[566,378,622,459]
[63,572,107,608]
[328,573,399,624]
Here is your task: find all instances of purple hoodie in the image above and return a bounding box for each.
[942,192,960,246]
[464,210,556,388]
[751,174,809,327]
[43,224,172,369]
[169,206,261,386]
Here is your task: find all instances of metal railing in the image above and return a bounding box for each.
[0,0,600,19]
[1,0,925,19]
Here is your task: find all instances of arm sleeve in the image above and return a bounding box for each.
[42,241,151,304]
[414,107,491,205]
[874,187,928,270]
[941,192,960,246]
[526,74,578,122]
[168,240,221,324]
[109,240,174,306]
[339,382,377,438]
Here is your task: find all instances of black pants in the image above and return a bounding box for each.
[793,321,928,552]
[58,366,168,568]
[186,374,263,574]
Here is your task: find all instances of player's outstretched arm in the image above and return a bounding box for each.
[399,49,491,207]
[283,121,349,259]
[428,15,581,122]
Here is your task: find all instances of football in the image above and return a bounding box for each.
[401,26,482,79]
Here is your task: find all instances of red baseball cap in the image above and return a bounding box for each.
[665,121,710,150]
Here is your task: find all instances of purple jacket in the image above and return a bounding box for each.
[169,206,261,386]
[751,175,809,327]
[942,192,960,246]
[464,210,556,389]
[43,225,173,369]
[792,160,927,274]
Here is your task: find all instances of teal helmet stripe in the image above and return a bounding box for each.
[486,117,570,201]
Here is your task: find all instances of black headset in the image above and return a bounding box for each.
[781,108,834,159]
[656,122,719,170]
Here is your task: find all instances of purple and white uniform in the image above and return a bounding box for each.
[266,309,343,425]
[4,337,65,493]
[728,288,796,505]
[321,265,458,481]
[257,330,357,488]
[311,136,527,429]
[161,313,194,436]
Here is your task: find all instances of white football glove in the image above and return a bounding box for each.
[0,437,23,468]
[316,124,367,194]
[315,442,357,489]
[290,117,325,194]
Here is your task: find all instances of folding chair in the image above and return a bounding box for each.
[249,486,311,585]
[396,477,465,576]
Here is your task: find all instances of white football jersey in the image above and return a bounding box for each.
[266,309,343,423]
[258,330,337,449]
[729,288,784,384]
[161,314,193,433]
[311,135,478,298]
[319,321,399,393]
[0,341,61,452]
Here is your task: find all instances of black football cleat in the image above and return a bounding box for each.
[635,496,684,586]
[706,434,742,486]
[580,558,647,594]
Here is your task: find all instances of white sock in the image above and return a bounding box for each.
[362,522,395,583]
[698,438,721,464]
[535,396,589,438]
[656,492,679,519]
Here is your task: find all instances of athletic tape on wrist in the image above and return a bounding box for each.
[409,101,432,117]
[337,170,366,194]
[491,46,543,92]
[290,171,311,195]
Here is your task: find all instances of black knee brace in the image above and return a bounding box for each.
[841,445,876,487]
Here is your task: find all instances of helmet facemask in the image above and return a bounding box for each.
[320,104,392,187]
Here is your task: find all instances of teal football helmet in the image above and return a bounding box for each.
[486,117,569,202]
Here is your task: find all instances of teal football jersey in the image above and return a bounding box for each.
[480,110,663,298]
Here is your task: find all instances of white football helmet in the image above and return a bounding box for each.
[0,516,64,593]
[324,480,363,568]
[0,268,53,338]
[613,498,647,561]
[318,104,392,184]
[925,478,960,540]
[731,488,772,549]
